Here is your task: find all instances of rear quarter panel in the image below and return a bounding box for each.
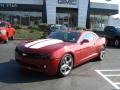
[95,37,106,53]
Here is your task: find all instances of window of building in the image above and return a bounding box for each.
[90,14,109,31]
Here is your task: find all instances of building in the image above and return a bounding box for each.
[90,1,118,30]
[108,16,120,27]
[0,0,118,29]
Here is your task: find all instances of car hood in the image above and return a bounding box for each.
[18,39,69,53]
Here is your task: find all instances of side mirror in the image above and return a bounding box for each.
[80,39,89,44]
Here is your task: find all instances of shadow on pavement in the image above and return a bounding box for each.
[0,59,57,84]
[106,46,120,49]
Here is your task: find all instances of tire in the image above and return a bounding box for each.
[97,46,105,61]
[114,39,120,47]
[58,54,73,77]
[11,35,15,40]
[4,37,8,44]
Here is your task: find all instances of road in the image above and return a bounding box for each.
[0,40,120,90]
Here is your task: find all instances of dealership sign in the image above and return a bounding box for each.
[0,3,42,11]
[0,3,18,8]
[58,0,77,5]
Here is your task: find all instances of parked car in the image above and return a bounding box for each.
[104,26,120,47]
[48,24,68,34]
[15,30,106,76]
[0,21,15,43]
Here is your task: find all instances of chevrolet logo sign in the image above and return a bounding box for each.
[22,53,27,56]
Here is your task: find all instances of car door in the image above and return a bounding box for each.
[7,23,14,37]
[5,23,11,38]
[77,33,96,62]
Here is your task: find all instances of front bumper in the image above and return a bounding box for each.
[15,52,60,75]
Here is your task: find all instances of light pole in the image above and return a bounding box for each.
[86,0,90,29]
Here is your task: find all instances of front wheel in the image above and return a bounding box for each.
[97,47,105,61]
[58,54,73,77]
[3,37,8,44]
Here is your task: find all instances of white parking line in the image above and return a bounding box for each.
[104,74,120,77]
[95,70,120,90]
[114,82,120,85]
[97,69,120,72]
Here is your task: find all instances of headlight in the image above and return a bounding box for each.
[39,54,50,59]
[15,47,50,60]
[0,30,6,35]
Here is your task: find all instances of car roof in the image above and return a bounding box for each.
[0,21,10,24]
[56,29,93,34]
[51,24,62,27]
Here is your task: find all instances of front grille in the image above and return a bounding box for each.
[15,48,50,60]
[16,60,48,71]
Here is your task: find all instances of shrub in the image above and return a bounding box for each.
[15,29,43,39]
[28,25,39,31]
[38,24,49,31]
[14,24,22,29]
[38,24,50,37]
[76,27,86,30]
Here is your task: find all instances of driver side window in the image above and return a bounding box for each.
[82,33,94,42]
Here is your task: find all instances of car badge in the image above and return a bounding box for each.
[22,53,27,56]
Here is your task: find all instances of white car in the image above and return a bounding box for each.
[50,24,68,32]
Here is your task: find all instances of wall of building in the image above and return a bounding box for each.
[46,0,57,24]
[46,0,89,27]
[78,0,89,28]
[108,16,120,27]
[0,0,118,28]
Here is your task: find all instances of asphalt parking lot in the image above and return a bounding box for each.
[0,40,120,90]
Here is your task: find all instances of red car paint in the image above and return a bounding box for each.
[15,31,106,75]
[0,21,15,42]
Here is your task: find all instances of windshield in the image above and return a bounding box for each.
[47,31,80,43]
[116,28,120,30]
[0,22,6,27]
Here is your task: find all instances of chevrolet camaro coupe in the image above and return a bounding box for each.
[15,30,106,76]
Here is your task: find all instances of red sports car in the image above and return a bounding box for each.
[15,30,106,76]
[0,21,15,43]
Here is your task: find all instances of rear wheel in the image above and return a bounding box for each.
[58,54,73,77]
[11,35,15,40]
[114,39,120,47]
[97,46,105,61]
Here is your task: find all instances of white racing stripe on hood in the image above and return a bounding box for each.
[25,39,49,47]
[25,39,63,49]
